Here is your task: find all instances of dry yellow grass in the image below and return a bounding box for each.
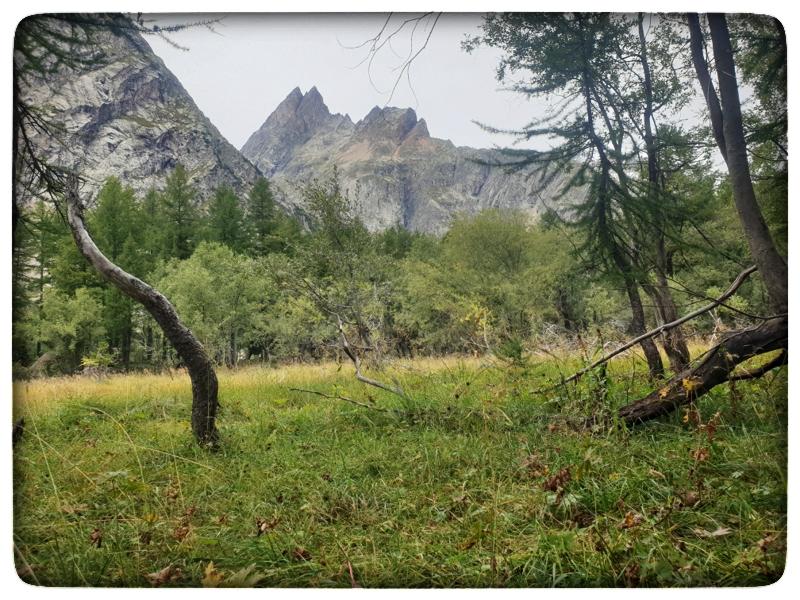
[13,355,488,418]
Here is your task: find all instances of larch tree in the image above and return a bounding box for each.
[467,13,668,378]
[207,185,248,253]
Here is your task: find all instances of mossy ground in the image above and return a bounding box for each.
[12,352,787,587]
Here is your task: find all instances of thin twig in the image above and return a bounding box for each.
[337,315,407,398]
[288,387,392,413]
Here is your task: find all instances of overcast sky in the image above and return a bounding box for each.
[144,13,550,151]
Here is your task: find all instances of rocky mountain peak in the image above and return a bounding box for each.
[241,85,582,233]
[296,86,332,129]
[241,86,342,175]
[356,106,425,146]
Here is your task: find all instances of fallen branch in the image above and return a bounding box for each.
[550,265,758,390]
[728,349,787,382]
[337,315,407,399]
[288,387,393,413]
[614,315,787,425]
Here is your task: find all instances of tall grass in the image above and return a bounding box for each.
[13,353,787,587]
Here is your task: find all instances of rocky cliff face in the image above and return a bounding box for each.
[242,87,580,234]
[18,16,261,204]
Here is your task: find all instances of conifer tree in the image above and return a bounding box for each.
[162,164,199,260]
[207,185,247,253]
[246,177,279,256]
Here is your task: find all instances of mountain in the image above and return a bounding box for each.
[17,16,261,204]
[242,87,580,234]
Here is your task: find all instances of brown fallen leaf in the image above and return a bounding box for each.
[620,511,643,530]
[224,564,266,587]
[691,447,710,462]
[623,563,640,587]
[164,484,179,502]
[521,453,549,478]
[172,524,191,542]
[542,467,571,492]
[693,526,732,538]
[89,528,102,548]
[757,534,777,552]
[145,564,183,586]
[679,491,701,508]
[572,510,595,528]
[201,561,224,588]
[682,405,701,427]
[287,547,311,562]
[700,411,722,442]
[256,516,279,536]
[459,538,477,551]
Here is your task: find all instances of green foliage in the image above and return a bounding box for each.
[89,177,139,262]
[157,242,270,366]
[246,177,300,256]
[399,211,589,353]
[26,287,106,372]
[206,185,248,253]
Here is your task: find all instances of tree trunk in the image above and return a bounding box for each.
[612,16,789,425]
[612,248,664,379]
[687,14,728,164]
[637,13,691,373]
[144,324,154,364]
[623,276,665,379]
[617,316,787,424]
[643,276,691,372]
[229,331,238,369]
[65,178,219,446]
[699,13,788,313]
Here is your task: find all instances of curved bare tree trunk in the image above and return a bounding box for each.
[65,177,219,446]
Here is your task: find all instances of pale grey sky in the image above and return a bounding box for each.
[144,13,550,151]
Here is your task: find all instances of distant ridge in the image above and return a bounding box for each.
[242,87,581,233]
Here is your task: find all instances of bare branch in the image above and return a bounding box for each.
[337,315,407,398]
[288,387,393,413]
[547,265,759,390]
[728,350,787,382]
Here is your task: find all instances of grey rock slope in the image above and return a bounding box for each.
[18,17,261,204]
[242,87,579,234]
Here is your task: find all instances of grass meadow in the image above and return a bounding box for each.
[12,351,787,587]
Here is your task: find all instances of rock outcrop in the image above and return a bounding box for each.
[17,16,261,204]
[242,87,581,233]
